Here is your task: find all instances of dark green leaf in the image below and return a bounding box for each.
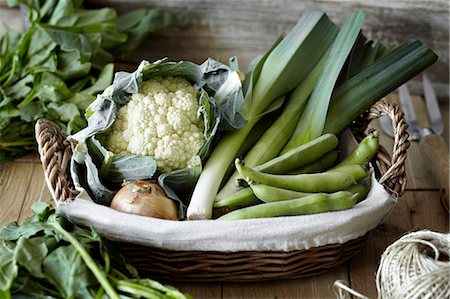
[11,273,60,298]
[158,164,202,219]
[57,50,91,80]
[41,25,93,60]
[47,102,80,122]
[14,237,49,278]
[82,63,114,95]
[0,240,18,292]
[114,8,174,55]
[0,221,48,241]
[42,245,96,298]
[67,91,95,111]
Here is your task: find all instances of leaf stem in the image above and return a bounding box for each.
[50,222,119,299]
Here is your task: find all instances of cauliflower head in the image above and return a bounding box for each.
[103,76,205,173]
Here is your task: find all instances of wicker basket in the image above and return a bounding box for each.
[35,100,409,282]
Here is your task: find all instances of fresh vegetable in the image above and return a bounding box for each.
[215,133,338,205]
[215,43,333,201]
[213,187,260,209]
[0,0,174,165]
[110,180,178,220]
[327,164,371,181]
[0,202,190,298]
[347,183,369,203]
[250,184,311,203]
[235,158,363,193]
[254,133,338,174]
[289,150,338,174]
[217,191,358,220]
[281,11,366,151]
[102,76,205,172]
[323,41,438,135]
[71,58,245,218]
[187,11,339,220]
[333,129,380,168]
[193,9,436,220]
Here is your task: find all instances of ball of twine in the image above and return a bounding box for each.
[376,230,450,299]
[334,230,450,299]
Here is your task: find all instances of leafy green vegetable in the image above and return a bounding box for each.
[0,0,174,165]
[0,202,191,298]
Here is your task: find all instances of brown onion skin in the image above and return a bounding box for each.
[110,180,178,220]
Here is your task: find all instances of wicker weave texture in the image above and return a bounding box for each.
[35,100,409,282]
[115,237,365,282]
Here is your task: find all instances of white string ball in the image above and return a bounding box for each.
[376,230,450,299]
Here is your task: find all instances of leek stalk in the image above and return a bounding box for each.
[324,41,438,134]
[282,11,366,153]
[187,11,338,219]
[215,49,330,201]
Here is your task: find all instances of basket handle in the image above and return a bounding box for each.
[35,119,79,202]
[351,100,410,197]
[35,100,409,202]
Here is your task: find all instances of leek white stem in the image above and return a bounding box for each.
[187,119,257,219]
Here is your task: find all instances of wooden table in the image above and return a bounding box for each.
[1,97,448,299]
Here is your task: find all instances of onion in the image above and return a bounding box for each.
[110,180,178,220]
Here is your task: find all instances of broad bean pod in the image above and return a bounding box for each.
[346,183,369,203]
[217,191,357,220]
[334,129,379,167]
[289,150,338,174]
[235,159,357,192]
[255,133,338,174]
[250,184,310,202]
[213,187,260,209]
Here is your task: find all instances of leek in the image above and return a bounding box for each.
[187,11,338,220]
[216,48,330,201]
[324,41,438,134]
[282,11,366,153]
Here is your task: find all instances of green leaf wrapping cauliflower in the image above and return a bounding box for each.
[102,76,205,173]
[70,58,244,215]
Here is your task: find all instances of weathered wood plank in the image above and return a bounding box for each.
[12,153,41,163]
[0,162,34,225]
[222,265,348,299]
[18,163,52,222]
[347,190,448,298]
[171,282,222,299]
[89,0,449,99]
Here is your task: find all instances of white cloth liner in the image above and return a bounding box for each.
[56,129,397,252]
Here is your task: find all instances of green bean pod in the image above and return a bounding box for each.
[256,133,338,174]
[251,182,369,203]
[217,191,358,220]
[250,184,311,202]
[213,187,260,209]
[235,159,356,192]
[335,129,379,167]
[346,183,369,203]
[327,164,370,181]
[289,150,338,174]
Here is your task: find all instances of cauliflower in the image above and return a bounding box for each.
[103,76,205,173]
